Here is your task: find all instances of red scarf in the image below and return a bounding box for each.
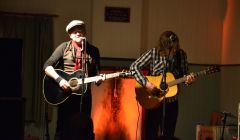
[72,41,82,71]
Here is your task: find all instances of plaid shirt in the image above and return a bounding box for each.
[130,47,189,86]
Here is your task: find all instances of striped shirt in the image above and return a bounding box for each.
[130,47,189,87]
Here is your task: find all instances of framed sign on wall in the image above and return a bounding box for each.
[104,6,130,23]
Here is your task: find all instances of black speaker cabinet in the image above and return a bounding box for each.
[0,98,25,140]
[196,124,237,140]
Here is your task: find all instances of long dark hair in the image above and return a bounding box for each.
[157,30,180,52]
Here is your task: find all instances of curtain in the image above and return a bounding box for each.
[0,13,54,128]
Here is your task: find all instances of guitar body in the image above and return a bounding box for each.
[135,66,220,109]
[43,69,133,105]
[43,69,87,105]
[135,72,178,109]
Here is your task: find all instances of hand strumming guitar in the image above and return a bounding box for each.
[145,81,162,97]
[58,78,70,92]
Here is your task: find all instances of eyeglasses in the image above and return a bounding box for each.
[71,30,84,34]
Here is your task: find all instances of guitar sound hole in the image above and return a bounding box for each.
[152,88,162,97]
[69,79,78,87]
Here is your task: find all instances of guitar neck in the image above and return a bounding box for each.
[167,70,207,87]
[77,72,122,84]
[167,77,187,87]
[105,72,122,79]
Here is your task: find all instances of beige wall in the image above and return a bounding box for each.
[143,0,223,64]
[1,0,240,64]
[92,0,142,59]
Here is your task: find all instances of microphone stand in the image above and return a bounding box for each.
[79,38,87,112]
[220,112,228,140]
[160,65,168,136]
[160,48,172,136]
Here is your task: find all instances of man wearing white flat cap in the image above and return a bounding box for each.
[43,19,101,140]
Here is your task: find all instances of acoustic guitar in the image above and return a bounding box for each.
[135,66,220,109]
[43,69,132,105]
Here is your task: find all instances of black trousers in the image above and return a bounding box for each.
[54,90,92,140]
[144,100,178,140]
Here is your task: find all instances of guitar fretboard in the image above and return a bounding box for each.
[167,70,212,87]
[76,72,122,84]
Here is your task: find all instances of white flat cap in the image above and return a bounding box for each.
[66,20,85,33]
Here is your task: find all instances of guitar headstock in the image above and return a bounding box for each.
[205,65,221,75]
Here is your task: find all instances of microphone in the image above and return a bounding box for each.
[80,37,86,40]
[221,111,237,118]
[169,34,177,42]
[80,37,86,43]
[80,37,86,51]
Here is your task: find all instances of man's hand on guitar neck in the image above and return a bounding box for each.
[95,78,103,86]
[95,73,106,86]
[185,73,195,85]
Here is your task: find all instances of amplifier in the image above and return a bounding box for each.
[196,125,237,140]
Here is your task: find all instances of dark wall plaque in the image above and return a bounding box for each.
[104,7,130,22]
